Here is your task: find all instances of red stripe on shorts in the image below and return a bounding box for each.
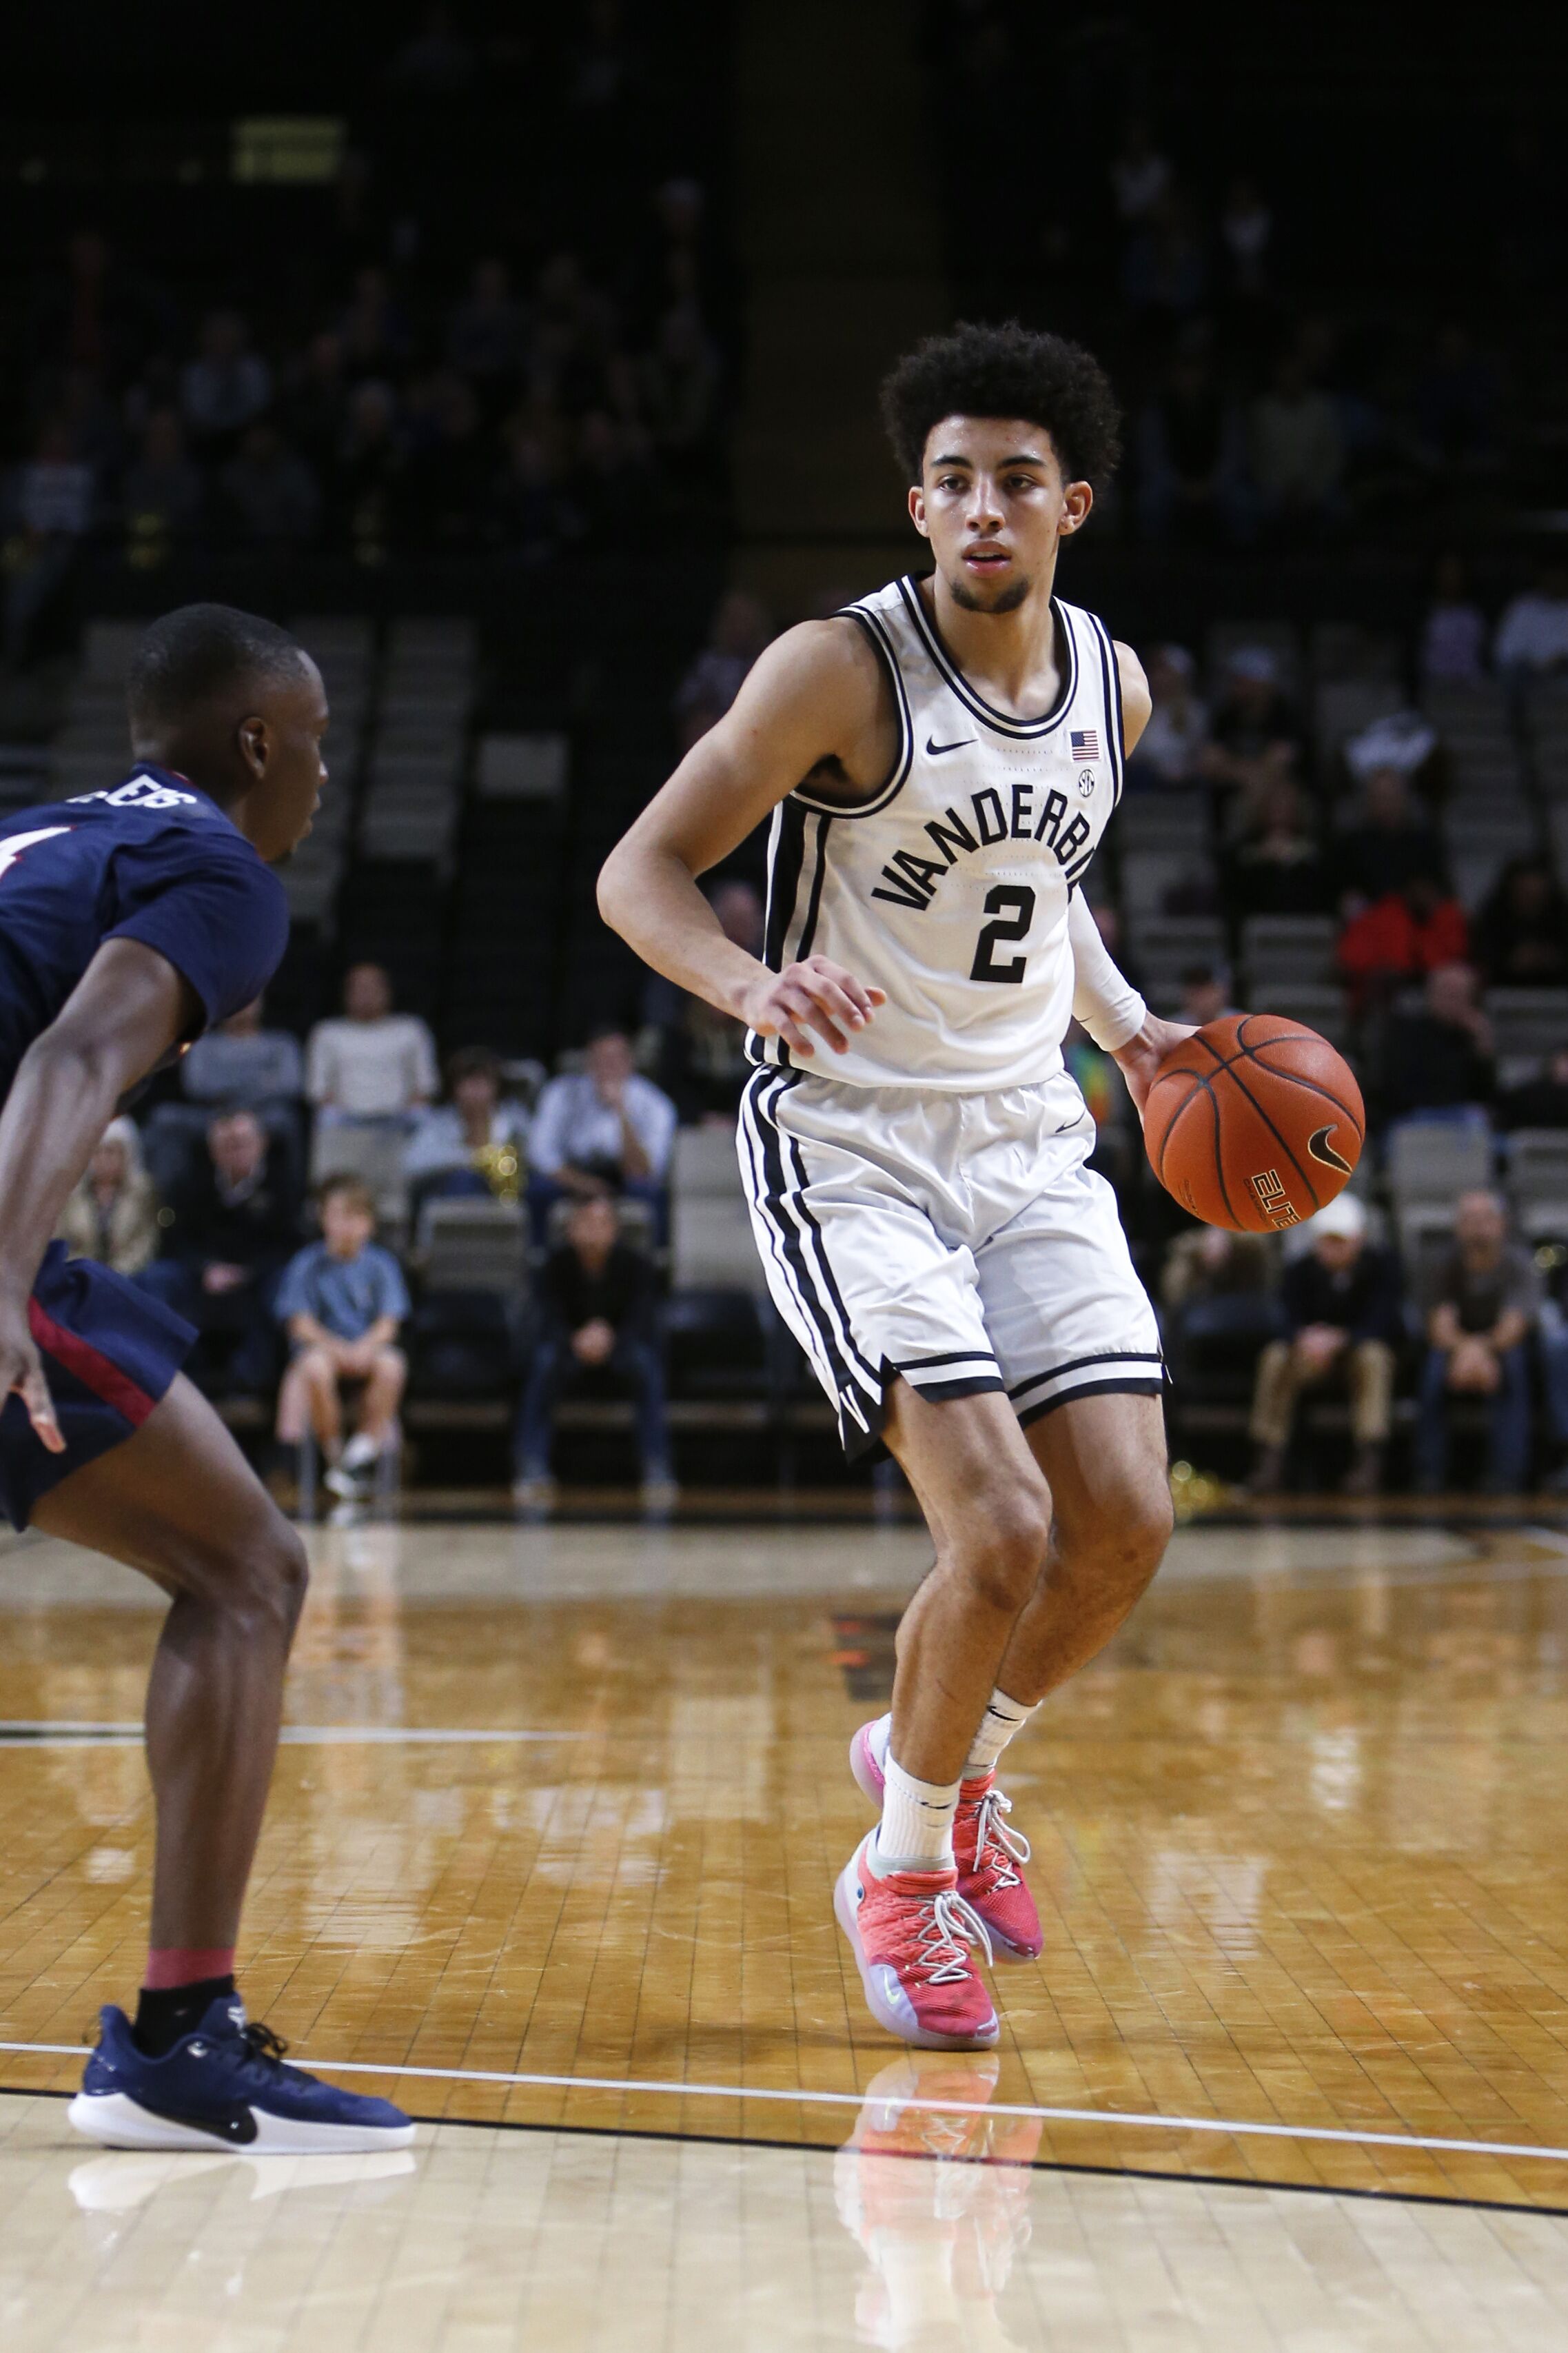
[27,1297,157,1427]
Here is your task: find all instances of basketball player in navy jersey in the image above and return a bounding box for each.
[602,324,1192,2049]
[0,603,410,2150]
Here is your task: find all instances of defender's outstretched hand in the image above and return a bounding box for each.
[741,956,886,1058]
[1110,1013,1197,1120]
[0,1301,63,1452]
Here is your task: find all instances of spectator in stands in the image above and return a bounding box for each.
[1159,1225,1279,1397]
[1110,117,1171,222]
[405,373,490,551]
[1473,856,1568,988]
[334,381,405,562]
[275,1175,409,1499]
[1333,767,1447,913]
[1222,776,1330,918]
[1419,553,1488,686]
[1379,962,1496,1122]
[493,421,579,558]
[281,331,348,478]
[119,407,204,567]
[58,1117,161,1278]
[1414,325,1500,474]
[219,421,321,546]
[1248,352,1345,533]
[1337,871,1469,1007]
[650,879,763,1122]
[405,1047,530,1213]
[1494,565,1568,678]
[3,418,96,665]
[640,301,722,462]
[1499,1044,1568,1130]
[529,1027,676,1235]
[307,963,438,1125]
[1126,645,1210,787]
[1246,1195,1403,1495]
[182,994,305,1114]
[1121,190,1208,321]
[151,1111,301,1397]
[1415,1189,1538,1492]
[674,589,771,751]
[447,258,528,400]
[514,1191,672,1509]
[1135,352,1249,545]
[1219,176,1272,299]
[179,310,271,448]
[1200,647,1303,818]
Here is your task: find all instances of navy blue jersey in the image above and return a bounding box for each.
[0,765,289,1106]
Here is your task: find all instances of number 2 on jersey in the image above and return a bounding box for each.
[970,884,1035,984]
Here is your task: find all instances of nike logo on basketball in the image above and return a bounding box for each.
[926,736,975,756]
[1307,1125,1353,1176]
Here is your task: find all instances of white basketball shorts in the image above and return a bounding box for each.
[737,1064,1165,1457]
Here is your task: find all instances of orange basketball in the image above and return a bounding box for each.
[1143,1013,1365,1233]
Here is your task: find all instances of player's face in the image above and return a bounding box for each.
[909,416,1091,613]
[245,657,330,862]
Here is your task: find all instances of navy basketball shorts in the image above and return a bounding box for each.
[738,1066,1166,1459]
[0,1242,196,1528]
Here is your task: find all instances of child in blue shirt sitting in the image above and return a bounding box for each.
[275,1175,409,1497]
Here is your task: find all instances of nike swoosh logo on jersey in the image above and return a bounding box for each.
[1307,1124,1354,1176]
[925,735,975,756]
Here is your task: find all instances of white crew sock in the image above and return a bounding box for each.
[342,1432,380,1472]
[870,1753,959,1876]
[964,1687,1038,1780]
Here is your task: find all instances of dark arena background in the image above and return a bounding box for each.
[2,5,1568,2345]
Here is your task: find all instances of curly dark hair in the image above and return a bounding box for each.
[879,320,1122,489]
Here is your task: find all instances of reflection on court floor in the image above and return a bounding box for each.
[1,1509,1567,2345]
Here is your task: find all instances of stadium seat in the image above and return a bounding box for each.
[1508,1130,1568,1242]
[418,1200,528,1293]
[1241,915,1338,989]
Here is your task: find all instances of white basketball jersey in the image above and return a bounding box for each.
[749,575,1126,1091]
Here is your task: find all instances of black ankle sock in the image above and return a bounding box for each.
[133,1975,236,2058]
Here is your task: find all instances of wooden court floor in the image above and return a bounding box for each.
[3,1504,1568,2345]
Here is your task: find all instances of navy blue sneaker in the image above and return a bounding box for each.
[68,1996,416,2153]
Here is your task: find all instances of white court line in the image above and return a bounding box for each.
[1,2040,1565,2168]
[0,1724,577,1746]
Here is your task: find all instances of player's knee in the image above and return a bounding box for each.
[1061,1471,1172,1602]
[225,1517,309,1640]
[957,1477,1052,1614]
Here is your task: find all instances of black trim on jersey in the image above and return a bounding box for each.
[797,811,831,959]
[895,576,1079,740]
[1065,847,1096,888]
[790,608,913,819]
[749,800,809,1069]
[1086,612,1126,809]
[1017,1376,1168,1428]
[1090,616,1128,809]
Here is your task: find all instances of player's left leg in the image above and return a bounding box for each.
[33,1374,411,2150]
[853,1392,1170,1961]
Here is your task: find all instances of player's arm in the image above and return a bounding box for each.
[1074,641,1190,1116]
[1113,640,1152,757]
[0,939,200,1448]
[598,623,888,1058]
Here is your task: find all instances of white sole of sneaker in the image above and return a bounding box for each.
[833,1855,999,2052]
[848,1725,883,1808]
[66,2092,416,2154]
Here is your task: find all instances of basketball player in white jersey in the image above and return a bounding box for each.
[600,322,1191,2048]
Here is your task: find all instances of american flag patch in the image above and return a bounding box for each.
[1070,728,1099,759]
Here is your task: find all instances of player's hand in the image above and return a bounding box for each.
[0,1300,64,1453]
[740,957,886,1058]
[1112,1014,1197,1120]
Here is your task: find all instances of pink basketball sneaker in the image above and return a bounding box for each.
[835,1835,999,2050]
[850,1715,1043,1963]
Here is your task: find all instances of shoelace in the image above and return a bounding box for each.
[238,2021,291,2075]
[964,1788,1031,1891]
[912,1886,994,1982]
